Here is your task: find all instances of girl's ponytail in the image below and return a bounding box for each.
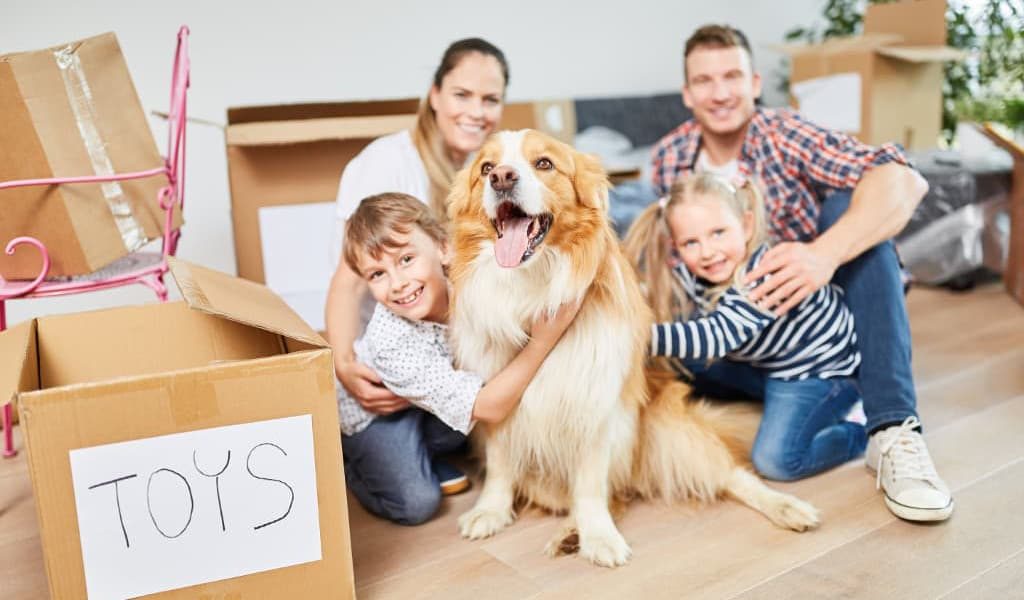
[622,198,690,322]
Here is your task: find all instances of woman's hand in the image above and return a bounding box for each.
[337,359,410,415]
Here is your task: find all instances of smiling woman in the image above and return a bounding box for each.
[326,38,510,421]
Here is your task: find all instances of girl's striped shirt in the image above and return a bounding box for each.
[651,245,860,380]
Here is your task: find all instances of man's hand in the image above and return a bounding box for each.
[744,241,839,315]
[337,359,410,415]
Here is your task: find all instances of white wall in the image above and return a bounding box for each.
[3,0,819,325]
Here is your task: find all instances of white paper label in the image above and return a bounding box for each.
[69,415,322,599]
[259,202,335,331]
[792,72,862,132]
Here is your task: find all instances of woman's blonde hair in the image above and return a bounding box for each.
[342,192,447,274]
[622,172,768,321]
[412,38,509,223]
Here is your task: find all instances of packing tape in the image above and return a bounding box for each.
[54,45,148,252]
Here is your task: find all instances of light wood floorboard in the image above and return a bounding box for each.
[2,284,1022,599]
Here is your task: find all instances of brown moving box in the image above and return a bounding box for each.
[1,259,353,598]
[0,32,180,279]
[776,0,965,150]
[978,124,1024,306]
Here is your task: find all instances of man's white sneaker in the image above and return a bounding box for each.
[866,416,953,522]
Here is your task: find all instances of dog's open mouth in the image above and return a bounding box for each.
[491,202,552,268]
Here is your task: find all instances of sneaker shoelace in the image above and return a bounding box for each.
[875,416,940,490]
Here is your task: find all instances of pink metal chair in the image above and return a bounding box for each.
[0,26,190,457]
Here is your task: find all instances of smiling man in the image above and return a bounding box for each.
[649,25,952,522]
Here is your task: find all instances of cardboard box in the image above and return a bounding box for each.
[777,0,965,150]
[226,98,421,286]
[501,98,576,145]
[1,259,354,598]
[0,32,180,279]
[224,98,575,330]
[978,124,1024,305]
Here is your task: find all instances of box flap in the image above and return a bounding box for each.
[225,114,417,146]
[168,258,329,349]
[0,319,39,407]
[865,0,947,47]
[978,123,1024,160]
[771,33,903,57]
[226,98,419,125]
[875,45,967,63]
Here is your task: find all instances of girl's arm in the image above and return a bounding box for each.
[471,300,582,424]
[651,290,774,360]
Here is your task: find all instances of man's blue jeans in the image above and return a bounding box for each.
[341,408,466,525]
[820,190,918,433]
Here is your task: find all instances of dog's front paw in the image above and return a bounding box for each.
[579,528,632,567]
[458,506,515,540]
[768,494,821,532]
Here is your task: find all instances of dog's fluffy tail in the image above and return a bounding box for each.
[632,372,758,502]
[632,370,820,531]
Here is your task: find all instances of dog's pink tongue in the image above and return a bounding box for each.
[495,218,532,268]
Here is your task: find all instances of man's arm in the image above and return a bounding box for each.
[745,113,928,315]
[813,162,928,266]
[746,163,926,315]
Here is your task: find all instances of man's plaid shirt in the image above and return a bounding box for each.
[650,108,908,243]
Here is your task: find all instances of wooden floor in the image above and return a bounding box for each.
[3,284,1024,598]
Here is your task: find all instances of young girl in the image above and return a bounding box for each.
[624,172,866,481]
[337,192,579,525]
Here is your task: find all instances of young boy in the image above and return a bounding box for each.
[336,192,579,525]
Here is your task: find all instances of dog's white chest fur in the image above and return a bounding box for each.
[452,251,638,486]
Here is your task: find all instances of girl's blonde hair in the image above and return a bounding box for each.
[411,38,509,223]
[623,172,768,321]
[342,193,447,274]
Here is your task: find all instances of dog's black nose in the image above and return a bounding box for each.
[489,165,519,191]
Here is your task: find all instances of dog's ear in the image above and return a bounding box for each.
[446,165,476,221]
[572,151,610,212]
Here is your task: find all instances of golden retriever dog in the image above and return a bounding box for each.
[446,129,819,567]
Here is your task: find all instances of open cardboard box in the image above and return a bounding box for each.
[0,32,181,279]
[775,0,965,150]
[1,259,353,598]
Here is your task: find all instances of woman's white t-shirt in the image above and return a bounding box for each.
[331,129,431,328]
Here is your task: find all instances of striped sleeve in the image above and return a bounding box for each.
[651,289,775,360]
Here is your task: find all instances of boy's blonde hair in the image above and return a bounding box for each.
[622,172,768,321]
[342,193,448,274]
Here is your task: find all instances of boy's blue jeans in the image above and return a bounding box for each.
[342,408,466,525]
[676,190,917,480]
